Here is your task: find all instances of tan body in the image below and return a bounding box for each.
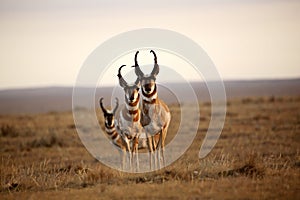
[141,91,171,169]
[116,104,144,153]
[99,98,128,170]
[117,64,145,172]
[133,50,171,169]
[141,98,171,135]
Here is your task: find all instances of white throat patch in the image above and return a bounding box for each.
[125,102,139,111]
[142,92,157,102]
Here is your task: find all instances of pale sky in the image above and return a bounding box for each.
[0,0,299,89]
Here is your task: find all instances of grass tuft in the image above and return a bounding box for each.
[26,132,64,148]
[0,124,19,137]
[218,153,265,178]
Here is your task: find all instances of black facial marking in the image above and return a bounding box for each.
[104,113,114,127]
[126,134,132,140]
[124,85,139,102]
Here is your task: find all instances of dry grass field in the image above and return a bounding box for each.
[0,96,299,199]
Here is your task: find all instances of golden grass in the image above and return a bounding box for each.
[0,96,299,199]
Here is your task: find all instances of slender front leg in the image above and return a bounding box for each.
[156,132,164,169]
[147,134,155,170]
[122,148,126,170]
[132,137,139,172]
[125,141,132,171]
[161,128,167,167]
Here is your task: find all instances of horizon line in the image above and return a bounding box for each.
[0,77,300,92]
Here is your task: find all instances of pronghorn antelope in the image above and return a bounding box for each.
[133,50,171,169]
[116,65,145,171]
[99,97,128,170]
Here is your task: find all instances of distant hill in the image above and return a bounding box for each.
[0,79,299,114]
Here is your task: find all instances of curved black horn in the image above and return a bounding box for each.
[150,50,159,77]
[117,65,128,88]
[99,97,107,114]
[150,50,157,64]
[113,98,119,114]
[133,51,144,78]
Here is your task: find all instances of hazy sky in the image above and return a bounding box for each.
[0,0,299,89]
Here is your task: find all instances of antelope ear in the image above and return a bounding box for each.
[134,77,140,88]
[113,98,119,114]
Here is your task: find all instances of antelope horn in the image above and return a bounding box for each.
[117,65,128,88]
[133,51,144,77]
[113,98,119,114]
[150,50,159,77]
[134,77,140,88]
[99,97,107,114]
